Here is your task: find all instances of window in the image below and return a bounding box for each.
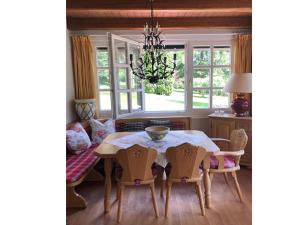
[144,45,185,111]
[96,35,232,118]
[110,36,144,117]
[192,45,231,109]
[96,47,112,112]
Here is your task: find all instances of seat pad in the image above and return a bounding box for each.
[66,146,99,184]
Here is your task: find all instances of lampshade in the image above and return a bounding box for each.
[224,73,252,93]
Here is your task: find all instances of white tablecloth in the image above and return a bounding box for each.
[106,131,219,179]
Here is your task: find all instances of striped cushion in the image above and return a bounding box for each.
[121,122,146,132]
[171,121,186,130]
[148,120,172,128]
[66,146,99,184]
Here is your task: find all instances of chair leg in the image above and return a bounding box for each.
[165,181,172,218]
[231,171,243,202]
[117,185,124,223]
[116,182,121,201]
[223,173,229,184]
[195,182,205,216]
[209,172,214,184]
[150,183,159,217]
[160,180,165,198]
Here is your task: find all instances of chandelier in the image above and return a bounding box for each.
[129,0,177,84]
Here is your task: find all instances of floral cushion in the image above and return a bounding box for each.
[66,123,92,154]
[89,119,115,145]
[210,156,236,169]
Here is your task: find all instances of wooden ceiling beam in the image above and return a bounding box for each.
[67,0,252,10]
[67,8,252,18]
[67,16,252,30]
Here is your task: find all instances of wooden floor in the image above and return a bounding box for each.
[67,168,252,225]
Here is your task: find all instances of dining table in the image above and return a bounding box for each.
[94,130,220,213]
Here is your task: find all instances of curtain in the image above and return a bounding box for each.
[71,36,99,117]
[232,34,252,73]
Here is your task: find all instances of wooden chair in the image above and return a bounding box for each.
[210,129,248,202]
[115,144,159,223]
[165,143,211,217]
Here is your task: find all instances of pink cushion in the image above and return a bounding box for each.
[66,146,99,184]
[210,156,236,169]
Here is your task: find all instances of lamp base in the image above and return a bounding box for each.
[231,94,249,117]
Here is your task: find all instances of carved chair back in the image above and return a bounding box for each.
[116,144,157,183]
[229,129,248,151]
[166,143,210,181]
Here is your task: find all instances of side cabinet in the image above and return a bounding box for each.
[208,114,252,167]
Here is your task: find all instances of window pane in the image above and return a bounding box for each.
[131,72,142,89]
[213,67,230,87]
[97,69,110,89]
[129,44,140,67]
[114,40,126,64]
[193,47,211,66]
[132,91,142,110]
[117,68,128,89]
[193,90,209,109]
[212,89,229,108]
[193,69,210,88]
[96,48,108,67]
[99,91,111,110]
[119,92,129,112]
[144,49,185,111]
[213,47,230,65]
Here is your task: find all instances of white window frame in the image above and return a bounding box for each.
[188,40,232,114]
[108,33,145,118]
[95,46,113,117]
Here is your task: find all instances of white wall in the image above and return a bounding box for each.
[66,30,77,123]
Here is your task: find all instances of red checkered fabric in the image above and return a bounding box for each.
[66,146,99,184]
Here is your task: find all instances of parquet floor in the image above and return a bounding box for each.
[67,168,251,225]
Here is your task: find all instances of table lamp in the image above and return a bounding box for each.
[224,73,252,117]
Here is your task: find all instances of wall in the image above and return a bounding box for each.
[66,30,77,123]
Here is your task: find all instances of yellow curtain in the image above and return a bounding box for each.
[232,34,252,73]
[71,36,99,117]
[232,34,252,115]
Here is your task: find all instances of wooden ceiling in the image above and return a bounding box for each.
[67,0,252,30]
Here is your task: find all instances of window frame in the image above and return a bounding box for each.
[95,46,113,115]
[188,40,232,113]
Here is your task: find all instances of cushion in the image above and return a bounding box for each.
[66,122,92,154]
[171,121,186,130]
[210,156,236,169]
[66,146,99,184]
[148,120,172,128]
[89,119,115,145]
[121,122,146,132]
